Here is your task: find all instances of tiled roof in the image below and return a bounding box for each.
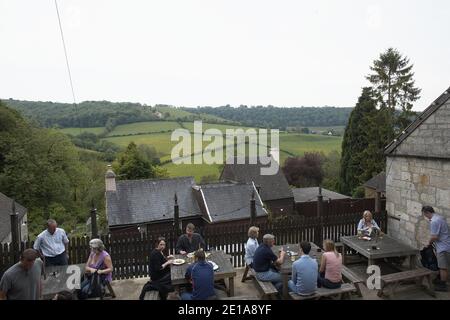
[220,157,293,201]
[106,176,201,227]
[363,172,386,192]
[292,187,350,203]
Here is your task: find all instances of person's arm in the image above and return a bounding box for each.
[85,255,96,273]
[0,274,11,300]
[184,265,193,282]
[319,254,326,273]
[357,220,364,232]
[33,236,42,256]
[199,234,206,250]
[176,236,186,255]
[98,255,113,275]
[429,220,441,245]
[61,230,69,259]
[275,248,286,266]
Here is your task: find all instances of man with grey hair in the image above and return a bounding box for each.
[34,219,69,267]
[0,249,44,300]
[252,234,286,293]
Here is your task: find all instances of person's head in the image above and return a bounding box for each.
[248,226,259,239]
[323,239,336,253]
[47,219,57,234]
[262,234,275,247]
[300,241,311,255]
[422,206,435,220]
[89,238,105,254]
[363,210,373,222]
[186,223,195,237]
[194,249,206,262]
[20,249,38,271]
[53,291,73,300]
[156,237,166,251]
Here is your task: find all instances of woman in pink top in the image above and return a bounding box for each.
[318,239,342,289]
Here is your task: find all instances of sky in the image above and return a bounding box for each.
[1,0,449,111]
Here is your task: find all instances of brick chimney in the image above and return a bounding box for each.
[105,165,116,192]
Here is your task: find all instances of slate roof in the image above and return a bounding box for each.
[292,187,350,203]
[196,182,267,223]
[385,86,450,155]
[363,172,386,192]
[0,192,27,242]
[220,157,293,201]
[106,176,201,227]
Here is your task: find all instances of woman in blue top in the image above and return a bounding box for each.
[357,211,383,237]
[244,226,259,268]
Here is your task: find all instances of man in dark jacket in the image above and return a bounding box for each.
[176,223,206,254]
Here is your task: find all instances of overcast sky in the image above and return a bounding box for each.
[1,0,449,111]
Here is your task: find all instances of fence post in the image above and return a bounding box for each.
[90,202,98,239]
[173,193,180,251]
[250,190,256,226]
[10,200,20,262]
[315,187,324,245]
[375,191,381,213]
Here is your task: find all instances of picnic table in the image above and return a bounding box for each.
[272,243,322,299]
[42,263,85,299]
[340,235,419,269]
[170,250,236,297]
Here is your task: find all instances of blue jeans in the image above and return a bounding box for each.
[256,269,283,292]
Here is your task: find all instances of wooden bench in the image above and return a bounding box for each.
[377,267,435,298]
[241,264,255,282]
[248,268,279,299]
[144,290,160,300]
[289,283,357,300]
[341,265,364,297]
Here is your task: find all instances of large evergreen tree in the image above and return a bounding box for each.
[339,88,378,196]
[366,48,421,135]
[114,142,162,180]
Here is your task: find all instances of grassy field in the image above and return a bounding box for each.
[59,127,105,135]
[107,121,181,136]
[155,106,233,123]
[58,120,342,182]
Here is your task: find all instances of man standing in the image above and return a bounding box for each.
[176,223,206,255]
[181,250,216,300]
[0,249,44,300]
[33,219,69,266]
[252,234,286,292]
[288,241,318,295]
[422,206,450,292]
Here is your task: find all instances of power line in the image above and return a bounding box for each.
[54,0,80,134]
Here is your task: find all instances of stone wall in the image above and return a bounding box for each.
[394,98,450,158]
[386,156,450,248]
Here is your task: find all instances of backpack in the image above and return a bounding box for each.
[420,245,438,271]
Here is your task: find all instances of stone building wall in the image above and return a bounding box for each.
[386,97,450,249]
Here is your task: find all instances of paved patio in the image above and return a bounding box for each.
[109,267,450,300]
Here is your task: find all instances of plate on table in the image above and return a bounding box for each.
[172,259,185,265]
[207,261,219,271]
[288,251,298,256]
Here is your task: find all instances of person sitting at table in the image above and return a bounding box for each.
[318,239,342,289]
[181,250,217,300]
[244,226,260,268]
[176,223,206,255]
[357,210,383,237]
[78,239,113,299]
[288,241,317,296]
[252,234,286,293]
[139,237,175,300]
[0,249,44,300]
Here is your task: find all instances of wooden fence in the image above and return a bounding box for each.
[0,210,387,280]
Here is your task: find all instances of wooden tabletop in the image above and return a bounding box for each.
[170,250,236,285]
[272,243,322,275]
[42,264,85,298]
[340,235,419,260]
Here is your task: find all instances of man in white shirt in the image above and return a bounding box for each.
[33,219,69,267]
